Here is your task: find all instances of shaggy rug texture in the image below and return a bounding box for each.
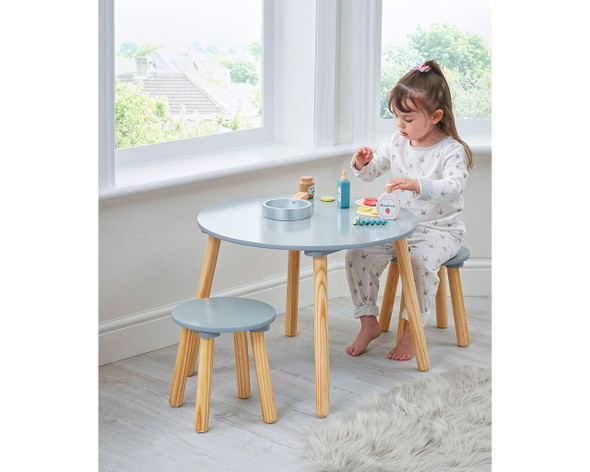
[306,366,491,472]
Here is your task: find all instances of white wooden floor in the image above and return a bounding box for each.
[99,296,491,472]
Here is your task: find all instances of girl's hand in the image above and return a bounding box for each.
[387,178,420,194]
[353,146,373,170]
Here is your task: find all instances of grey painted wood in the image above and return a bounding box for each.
[197,195,418,256]
[100,296,491,472]
[171,297,276,338]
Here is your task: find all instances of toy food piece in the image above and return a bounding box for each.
[353,216,389,226]
[320,196,335,202]
[354,198,378,207]
[293,192,310,200]
[356,206,379,218]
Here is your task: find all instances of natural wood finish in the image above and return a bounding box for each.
[435,266,448,328]
[187,236,221,375]
[169,236,220,407]
[101,297,491,471]
[250,331,277,424]
[396,288,408,344]
[447,267,470,346]
[195,337,215,432]
[313,256,329,417]
[378,261,399,332]
[234,332,251,399]
[393,238,430,371]
[168,327,195,407]
[285,250,301,336]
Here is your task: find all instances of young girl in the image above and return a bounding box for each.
[345,60,474,360]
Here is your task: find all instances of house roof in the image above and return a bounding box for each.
[117,72,222,117]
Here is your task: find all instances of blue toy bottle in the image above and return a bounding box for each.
[337,170,350,208]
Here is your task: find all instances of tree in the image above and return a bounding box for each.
[224,58,260,86]
[380,23,491,119]
[409,23,491,78]
[119,41,138,59]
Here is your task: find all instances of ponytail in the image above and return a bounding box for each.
[389,60,474,170]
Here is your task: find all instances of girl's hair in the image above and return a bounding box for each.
[388,60,474,170]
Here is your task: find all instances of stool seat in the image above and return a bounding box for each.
[443,246,470,269]
[390,245,470,269]
[172,297,277,337]
[170,296,277,432]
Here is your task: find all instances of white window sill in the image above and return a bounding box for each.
[99,132,491,200]
[99,143,356,200]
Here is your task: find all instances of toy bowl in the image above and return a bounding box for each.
[262,198,312,221]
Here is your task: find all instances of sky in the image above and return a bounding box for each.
[116,0,491,54]
[115,0,262,52]
[382,0,492,47]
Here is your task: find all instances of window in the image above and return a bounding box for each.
[114,0,263,150]
[378,0,491,132]
[99,0,273,188]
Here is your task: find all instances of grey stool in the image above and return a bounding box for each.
[379,246,470,347]
[171,297,277,432]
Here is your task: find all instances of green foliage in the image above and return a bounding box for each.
[225,58,260,86]
[135,44,161,59]
[246,40,262,61]
[119,41,138,59]
[380,23,491,119]
[409,23,491,78]
[114,80,253,149]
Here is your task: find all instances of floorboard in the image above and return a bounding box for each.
[99,296,491,472]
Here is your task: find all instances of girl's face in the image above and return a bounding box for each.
[392,101,443,147]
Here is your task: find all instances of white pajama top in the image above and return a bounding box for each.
[351,132,469,239]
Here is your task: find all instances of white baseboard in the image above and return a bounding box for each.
[99,259,490,365]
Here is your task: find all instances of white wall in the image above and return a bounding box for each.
[99,151,490,365]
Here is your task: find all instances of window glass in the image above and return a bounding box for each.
[114,0,263,150]
[380,0,491,120]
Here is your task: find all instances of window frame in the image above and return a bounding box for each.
[99,0,274,189]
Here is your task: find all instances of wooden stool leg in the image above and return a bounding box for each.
[396,288,408,344]
[169,328,198,407]
[186,236,221,378]
[435,266,448,328]
[394,238,430,371]
[285,250,300,336]
[195,337,215,432]
[379,261,399,332]
[250,331,277,424]
[313,255,330,418]
[234,332,251,399]
[447,267,469,347]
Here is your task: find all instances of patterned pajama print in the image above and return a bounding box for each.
[346,132,468,325]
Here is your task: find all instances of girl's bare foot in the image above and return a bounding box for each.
[346,315,382,356]
[387,325,415,361]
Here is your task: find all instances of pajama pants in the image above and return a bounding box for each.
[345,228,462,326]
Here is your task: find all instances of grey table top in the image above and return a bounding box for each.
[197,195,418,257]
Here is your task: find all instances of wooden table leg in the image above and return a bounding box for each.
[313,255,329,417]
[169,235,221,407]
[393,238,430,371]
[285,250,300,336]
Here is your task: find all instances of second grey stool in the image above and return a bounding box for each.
[379,246,470,347]
[171,297,277,432]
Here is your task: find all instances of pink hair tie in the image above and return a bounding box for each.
[411,64,431,73]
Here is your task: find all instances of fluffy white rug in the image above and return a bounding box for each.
[306,366,491,472]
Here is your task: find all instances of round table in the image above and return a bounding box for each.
[170,195,430,417]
